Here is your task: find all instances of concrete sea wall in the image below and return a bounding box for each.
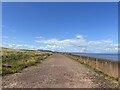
[64,53,119,80]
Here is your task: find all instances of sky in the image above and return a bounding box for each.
[2,2,119,53]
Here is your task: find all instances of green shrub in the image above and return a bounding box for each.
[2,48,53,75]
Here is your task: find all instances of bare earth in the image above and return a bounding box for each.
[2,53,116,88]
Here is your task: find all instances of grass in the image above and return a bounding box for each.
[1,48,53,75]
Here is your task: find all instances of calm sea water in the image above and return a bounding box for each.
[72,53,119,61]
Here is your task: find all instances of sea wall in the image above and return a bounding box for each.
[63,53,119,79]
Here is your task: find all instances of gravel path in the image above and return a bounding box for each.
[2,53,116,88]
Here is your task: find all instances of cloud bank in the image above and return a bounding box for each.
[2,35,118,53]
[35,35,118,53]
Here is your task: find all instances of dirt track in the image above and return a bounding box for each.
[2,53,116,88]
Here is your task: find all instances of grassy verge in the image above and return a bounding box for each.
[1,48,53,75]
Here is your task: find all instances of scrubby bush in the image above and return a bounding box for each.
[2,48,53,75]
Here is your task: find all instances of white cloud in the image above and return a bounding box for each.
[2,35,118,53]
[76,35,85,40]
[38,45,64,51]
[35,35,118,53]
[111,43,120,47]
[35,36,43,39]
[2,43,38,50]
[35,35,87,47]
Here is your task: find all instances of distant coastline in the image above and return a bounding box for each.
[71,53,119,61]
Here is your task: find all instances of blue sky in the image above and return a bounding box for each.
[2,2,118,53]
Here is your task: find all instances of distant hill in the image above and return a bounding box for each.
[38,49,53,52]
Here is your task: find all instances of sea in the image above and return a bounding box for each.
[72,53,119,61]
